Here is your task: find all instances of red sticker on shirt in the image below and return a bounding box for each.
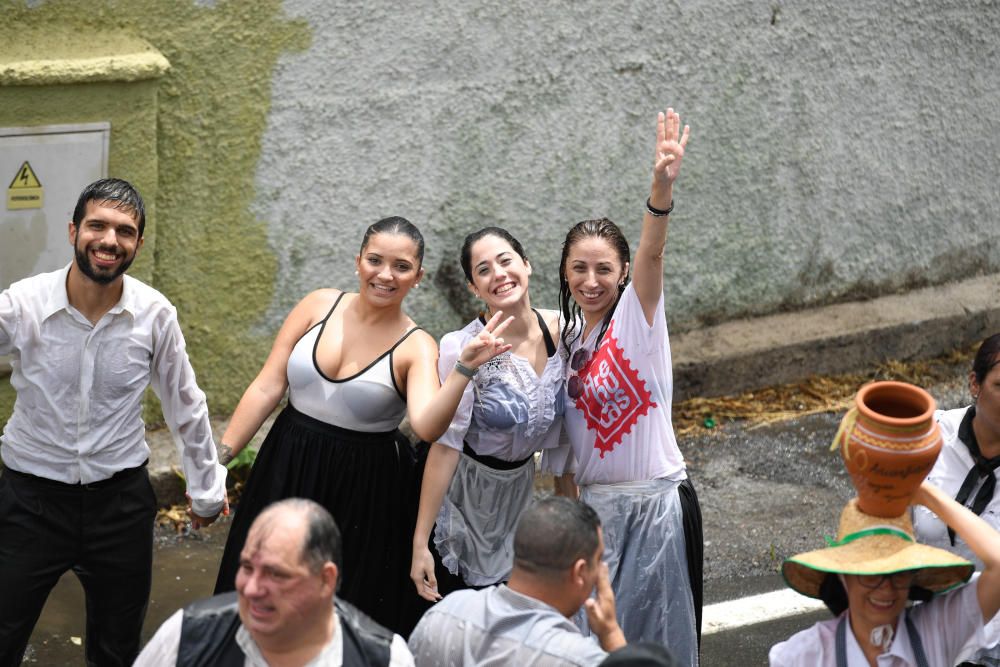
[573,321,656,457]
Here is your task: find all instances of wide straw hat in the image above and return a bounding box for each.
[782,498,973,599]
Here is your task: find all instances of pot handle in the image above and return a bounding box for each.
[830,406,859,457]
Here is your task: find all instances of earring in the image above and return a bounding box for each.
[414,283,420,289]
[354,270,359,275]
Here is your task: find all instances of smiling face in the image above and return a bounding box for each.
[467,234,532,312]
[564,236,629,322]
[355,232,424,306]
[236,512,335,646]
[68,200,143,285]
[844,572,913,635]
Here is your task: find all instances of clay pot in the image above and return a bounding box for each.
[835,381,942,518]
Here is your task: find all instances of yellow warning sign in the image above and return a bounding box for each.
[7,161,44,210]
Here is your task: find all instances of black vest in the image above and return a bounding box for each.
[176,592,393,667]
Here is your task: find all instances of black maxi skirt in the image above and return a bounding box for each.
[214,403,421,636]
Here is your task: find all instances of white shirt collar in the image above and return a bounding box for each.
[41,262,137,323]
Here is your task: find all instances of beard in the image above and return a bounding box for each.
[74,242,136,285]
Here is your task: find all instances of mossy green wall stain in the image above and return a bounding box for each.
[0,1,310,425]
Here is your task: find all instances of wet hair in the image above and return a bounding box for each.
[262,498,342,574]
[972,334,1000,384]
[359,216,424,267]
[513,497,601,579]
[459,227,528,284]
[72,178,146,238]
[558,218,632,351]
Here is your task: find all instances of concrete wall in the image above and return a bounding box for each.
[2,0,999,419]
[256,0,1000,341]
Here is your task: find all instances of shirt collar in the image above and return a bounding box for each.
[39,263,73,321]
[845,610,916,665]
[41,262,137,322]
[496,584,565,616]
[235,616,341,666]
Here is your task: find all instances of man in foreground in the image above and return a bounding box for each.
[408,496,626,666]
[136,498,413,666]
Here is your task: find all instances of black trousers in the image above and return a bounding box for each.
[678,476,704,649]
[0,466,156,667]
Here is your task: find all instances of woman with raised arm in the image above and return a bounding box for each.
[542,109,702,665]
[770,481,1000,666]
[410,227,565,603]
[212,217,510,636]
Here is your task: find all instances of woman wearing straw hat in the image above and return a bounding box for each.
[769,481,1000,666]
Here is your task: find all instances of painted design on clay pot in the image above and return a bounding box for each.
[831,381,943,518]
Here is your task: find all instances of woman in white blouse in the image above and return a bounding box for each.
[913,333,1000,664]
[410,227,565,601]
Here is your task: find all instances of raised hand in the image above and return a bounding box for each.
[653,107,690,189]
[584,561,627,651]
[458,310,514,370]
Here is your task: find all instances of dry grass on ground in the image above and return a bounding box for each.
[672,345,974,437]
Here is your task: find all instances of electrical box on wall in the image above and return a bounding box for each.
[1,122,110,291]
[0,122,109,372]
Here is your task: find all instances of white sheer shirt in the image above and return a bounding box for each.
[134,609,415,666]
[438,313,565,461]
[541,284,685,485]
[408,585,607,666]
[0,264,225,515]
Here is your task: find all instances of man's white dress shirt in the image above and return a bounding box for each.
[0,264,225,515]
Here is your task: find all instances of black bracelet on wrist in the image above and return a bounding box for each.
[646,197,674,217]
[454,361,477,379]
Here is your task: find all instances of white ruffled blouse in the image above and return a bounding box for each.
[437,314,565,461]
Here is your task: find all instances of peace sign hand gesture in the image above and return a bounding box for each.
[458,311,514,371]
[653,107,690,189]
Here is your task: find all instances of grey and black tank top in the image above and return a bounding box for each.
[286,293,420,432]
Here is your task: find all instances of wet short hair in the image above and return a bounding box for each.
[459,227,528,284]
[261,498,342,574]
[972,334,1000,385]
[359,216,425,267]
[72,178,146,238]
[513,497,601,578]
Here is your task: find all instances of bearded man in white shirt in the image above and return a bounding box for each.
[0,178,227,666]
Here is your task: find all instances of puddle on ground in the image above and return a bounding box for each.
[23,520,231,665]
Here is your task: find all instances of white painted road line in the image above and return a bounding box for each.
[703,588,827,635]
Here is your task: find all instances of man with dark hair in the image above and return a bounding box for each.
[0,178,227,665]
[407,496,626,666]
[136,498,415,666]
